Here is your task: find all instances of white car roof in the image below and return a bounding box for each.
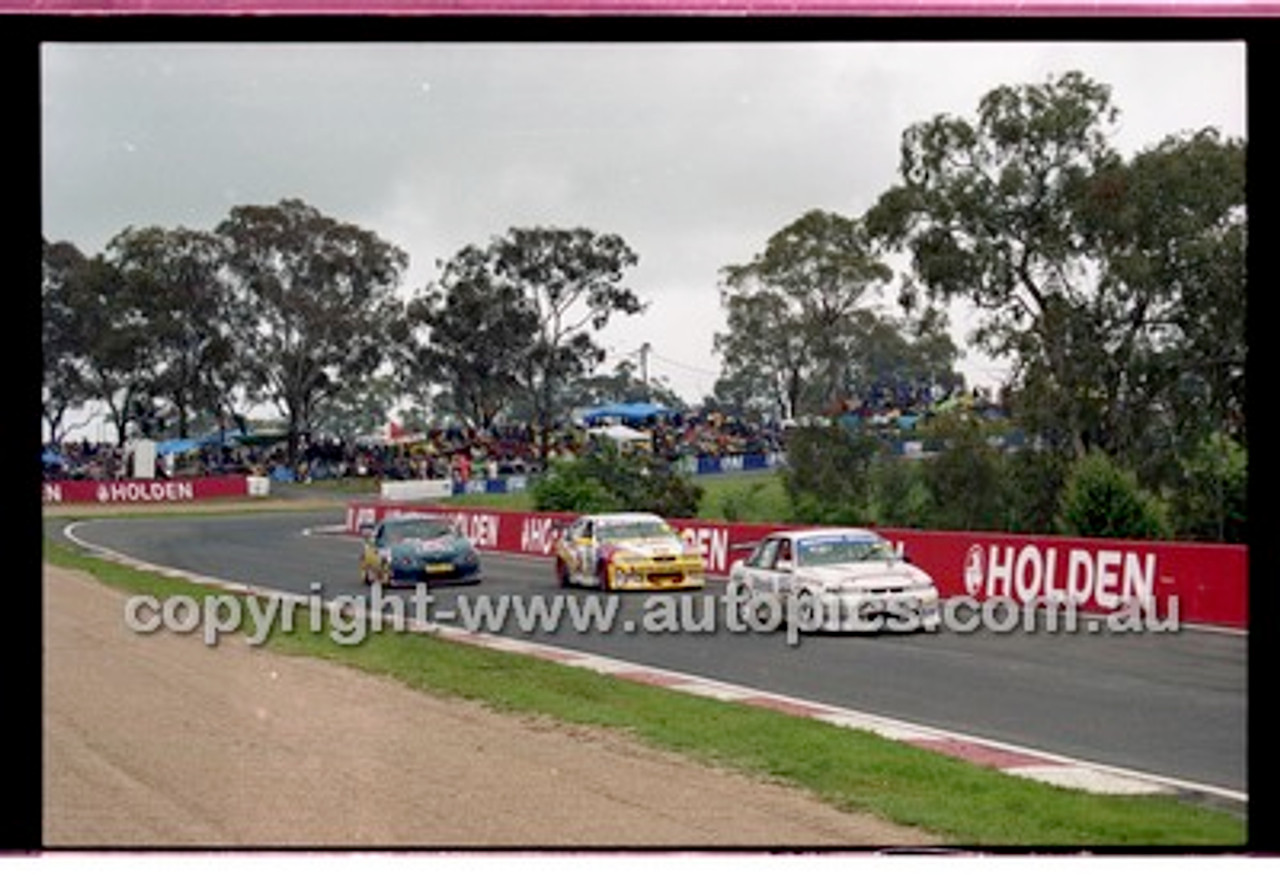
[585,512,668,525]
[775,528,885,541]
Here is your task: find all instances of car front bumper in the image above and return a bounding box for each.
[808,592,941,632]
[389,557,482,585]
[608,559,706,591]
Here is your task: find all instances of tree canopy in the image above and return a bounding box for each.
[865,71,1245,472]
[215,198,409,461]
[714,209,945,418]
[404,226,644,451]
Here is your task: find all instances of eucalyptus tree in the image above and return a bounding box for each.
[41,239,92,444]
[45,240,155,446]
[215,198,408,464]
[714,209,893,419]
[865,71,1246,474]
[106,225,239,439]
[866,71,1124,458]
[410,226,644,457]
[497,226,644,458]
[396,243,539,429]
[1076,127,1246,478]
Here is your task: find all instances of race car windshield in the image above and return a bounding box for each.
[597,520,673,542]
[797,536,894,566]
[386,519,455,543]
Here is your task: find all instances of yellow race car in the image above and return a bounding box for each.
[554,512,705,591]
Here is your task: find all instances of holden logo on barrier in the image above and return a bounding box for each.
[960,541,1159,609]
[96,484,110,503]
[964,544,985,597]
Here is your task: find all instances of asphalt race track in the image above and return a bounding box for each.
[49,509,1247,797]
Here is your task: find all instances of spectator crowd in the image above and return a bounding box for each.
[41,411,789,484]
[42,386,1004,484]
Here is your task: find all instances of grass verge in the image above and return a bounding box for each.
[447,490,536,510]
[43,535,1246,847]
[697,470,792,521]
[445,470,790,519]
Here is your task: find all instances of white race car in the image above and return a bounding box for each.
[726,528,940,633]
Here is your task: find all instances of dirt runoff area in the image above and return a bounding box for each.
[43,563,941,849]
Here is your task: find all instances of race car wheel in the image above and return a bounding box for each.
[597,559,614,592]
[788,590,819,632]
[361,562,385,587]
[738,590,778,631]
[556,558,572,588]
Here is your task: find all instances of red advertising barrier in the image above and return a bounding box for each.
[883,529,1247,629]
[42,475,256,505]
[344,502,1248,629]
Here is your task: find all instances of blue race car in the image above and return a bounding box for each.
[359,514,482,587]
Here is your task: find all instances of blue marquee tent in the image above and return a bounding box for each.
[155,438,204,456]
[580,402,675,425]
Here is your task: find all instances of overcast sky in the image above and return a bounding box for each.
[41,41,1246,408]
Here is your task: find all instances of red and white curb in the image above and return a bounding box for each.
[60,521,1247,808]
[430,631,1241,802]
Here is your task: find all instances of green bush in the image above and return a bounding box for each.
[868,456,933,528]
[532,441,703,518]
[1059,450,1171,540]
[1169,432,1247,543]
[781,426,878,525]
[1003,447,1070,534]
[919,413,1006,531]
[716,479,767,522]
[531,461,622,513]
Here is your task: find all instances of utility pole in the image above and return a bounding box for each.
[639,342,651,401]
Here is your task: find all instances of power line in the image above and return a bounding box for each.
[647,351,722,379]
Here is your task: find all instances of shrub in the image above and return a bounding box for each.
[1169,432,1247,543]
[919,413,1005,531]
[868,456,933,528]
[716,479,768,522]
[531,441,703,518]
[1058,450,1171,540]
[531,460,622,513]
[781,426,878,525]
[1003,446,1071,534]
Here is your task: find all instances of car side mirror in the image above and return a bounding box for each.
[775,559,793,573]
